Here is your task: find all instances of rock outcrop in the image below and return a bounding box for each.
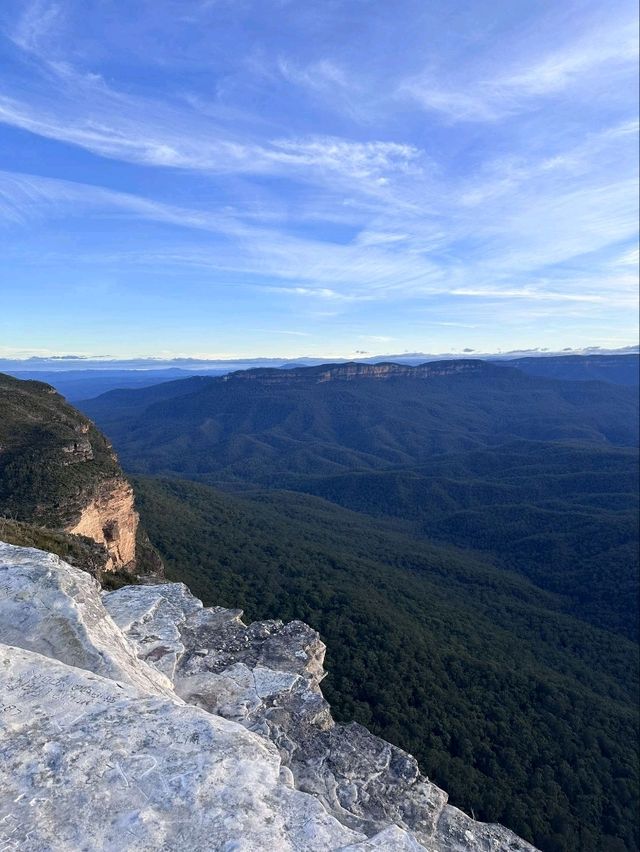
[66,476,139,570]
[0,372,161,580]
[0,542,538,851]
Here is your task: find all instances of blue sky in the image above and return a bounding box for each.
[0,0,638,359]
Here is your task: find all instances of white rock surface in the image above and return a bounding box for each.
[0,542,537,851]
[0,643,371,851]
[0,544,173,698]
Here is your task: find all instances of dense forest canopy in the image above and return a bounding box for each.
[134,476,639,852]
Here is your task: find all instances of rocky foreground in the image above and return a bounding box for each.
[0,542,537,851]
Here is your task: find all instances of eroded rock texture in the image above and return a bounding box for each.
[66,476,139,571]
[0,542,538,851]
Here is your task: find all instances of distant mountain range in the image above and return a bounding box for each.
[3,351,637,400]
[496,353,639,385]
[80,359,638,481]
[2,345,636,370]
[2,368,228,402]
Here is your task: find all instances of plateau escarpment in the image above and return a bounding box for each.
[0,372,161,580]
[223,360,489,384]
[0,541,537,852]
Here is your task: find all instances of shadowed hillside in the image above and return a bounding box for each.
[80,360,639,483]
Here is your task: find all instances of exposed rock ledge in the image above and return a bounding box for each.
[0,542,538,852]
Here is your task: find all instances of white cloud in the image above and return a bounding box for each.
[9,0,63,54]
[399,20,639,122]
[354,230,409,246]
[450,288,606,303]
[1,161,637,317]
[0,91,255,172]
[0,169,444,299]
[0,77,422,205]
[0,169,244,236]
[615,246,640,267]
[268,136,422,181]
[277,58,350,93]
[495,24,637,98]
[459,121,639,207]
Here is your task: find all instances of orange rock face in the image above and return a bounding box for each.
[66,477,139,571]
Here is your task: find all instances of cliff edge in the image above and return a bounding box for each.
[0,541,538,851]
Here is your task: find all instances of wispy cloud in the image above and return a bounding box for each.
[614,246,640,267]
[1,159,636,313]
[399,19,638,122]
[0,169,442,298]
[458,121,639,207]
[9,0,63,54]
[265,287,355,300]
[0,4,420,192]
[0,169,243,234]
[450,288,606,303]
[277,58,351,93]
[269,137,421,181]
[273,56,371,120]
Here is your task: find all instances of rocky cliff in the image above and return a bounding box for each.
[222,360,489,385]
[0,372,161,580]
[0,541,538,852]
[66,476,139,570]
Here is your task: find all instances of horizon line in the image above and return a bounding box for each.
[1,344,638,370]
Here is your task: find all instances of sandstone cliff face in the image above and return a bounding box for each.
[0,542,538,852]
[223,360,487,385]
[312,361,484,384]
[66,477,139,571]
